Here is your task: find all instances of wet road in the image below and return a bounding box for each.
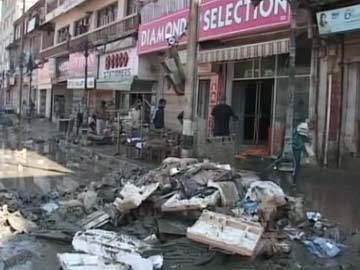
[300,165,360,231]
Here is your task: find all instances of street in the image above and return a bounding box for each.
[0,120,358,270]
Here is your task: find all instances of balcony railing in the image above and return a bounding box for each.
[40,14,138,59]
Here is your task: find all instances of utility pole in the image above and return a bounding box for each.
[279,0,298,172]
[18,0,26,120]
[182,0,199,157]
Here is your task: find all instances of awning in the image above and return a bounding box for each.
[198,39,290,63]
[96,77,135,91]
[97,77,157,92]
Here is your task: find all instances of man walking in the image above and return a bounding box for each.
[211,102,238,136]
[153,99,167,129]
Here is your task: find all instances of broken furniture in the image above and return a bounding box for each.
[187,211,263,257]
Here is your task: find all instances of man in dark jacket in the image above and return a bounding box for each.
[153,99,167,129]
[211,103,238,136]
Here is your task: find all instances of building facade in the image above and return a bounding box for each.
[0,0,39,111]
[138,0,314,162]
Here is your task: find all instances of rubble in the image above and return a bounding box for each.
[0,205,37,234]
[58,253,130,270]
[0,150,352,269]
[72,230,163,270]
[187,210,264,257]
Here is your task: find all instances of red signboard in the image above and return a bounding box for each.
[138,0,290,55]
[105,52,129,70]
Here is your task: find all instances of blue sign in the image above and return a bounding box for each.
[317,4,360,35]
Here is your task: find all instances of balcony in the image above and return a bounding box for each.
[39,14,138,59]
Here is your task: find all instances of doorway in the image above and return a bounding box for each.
[232,79,273,146]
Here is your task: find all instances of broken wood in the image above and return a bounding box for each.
[78,210,110,230]
[161,192,220,212]
[187,211,263,257]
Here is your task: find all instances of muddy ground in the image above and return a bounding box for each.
[0,121,359,270]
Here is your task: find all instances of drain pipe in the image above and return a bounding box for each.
[324,73,332,166]
[336,36,345,168]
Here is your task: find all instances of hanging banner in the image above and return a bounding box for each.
[138,0,290,54]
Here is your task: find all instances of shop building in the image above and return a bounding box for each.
[138,0,314,161]
[96,36,157,118]
[314,1,360,167]
[39,0,139,122]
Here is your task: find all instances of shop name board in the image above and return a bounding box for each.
[99,48,138,80]
[67,78,95,89]
[105,52,129,70]
[69,52,97,78]
[317,4,360,36]
[138,0,290,54]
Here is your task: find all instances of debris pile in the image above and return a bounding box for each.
[0,157,348,269]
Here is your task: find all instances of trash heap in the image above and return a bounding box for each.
[0,157,346,270]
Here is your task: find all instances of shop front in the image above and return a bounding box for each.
[36,62,52,118]
[52,56,72,123]
[316,4,360,165]
[67,51,97,115]
[138,0,314,161]
[97,45,156,120]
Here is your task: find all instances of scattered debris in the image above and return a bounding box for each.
[113,183,159,213]
[72,230,163,270]
[78,210,111,230]
[58,253,130,270]
[303,237,343,258]
[0,205,37,234]
[187,211,264,257]
[41,202,59,215]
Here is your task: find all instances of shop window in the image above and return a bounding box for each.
[261,57,275,77]
[197,79,210,118]
[57,25,69,43]
[277,55,289,76]
[74,16,91,36]
[234,60,253,79]
[97,3,118,27]
[296,48,311,75]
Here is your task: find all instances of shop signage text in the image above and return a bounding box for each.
[69,52,97,78]
[67,78,95,89]
[138,0,290,54]
[99,48,138,80]
[317,4,360,35]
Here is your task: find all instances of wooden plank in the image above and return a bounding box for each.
[187,211,263,257]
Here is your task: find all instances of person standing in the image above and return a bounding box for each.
[211,102,238,136]
[153,99,167,129]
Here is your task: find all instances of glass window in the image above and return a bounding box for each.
[197,79,210,118]
[234,60,253,79]
[261,56,275,77]
[74,16,91,36]
[57,25,69,43]
[277,54,289,76]
[97,3,118,27]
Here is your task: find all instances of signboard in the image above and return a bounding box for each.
[69,51,97,78]
[138,0,290,54]
[27,17,37,33]
[317,4,360,35]
[67,78,95,89]
[99,48,138,81]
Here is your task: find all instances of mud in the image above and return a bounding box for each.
[0,121,359,270]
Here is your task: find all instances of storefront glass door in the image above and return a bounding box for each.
[233,79,273,146]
